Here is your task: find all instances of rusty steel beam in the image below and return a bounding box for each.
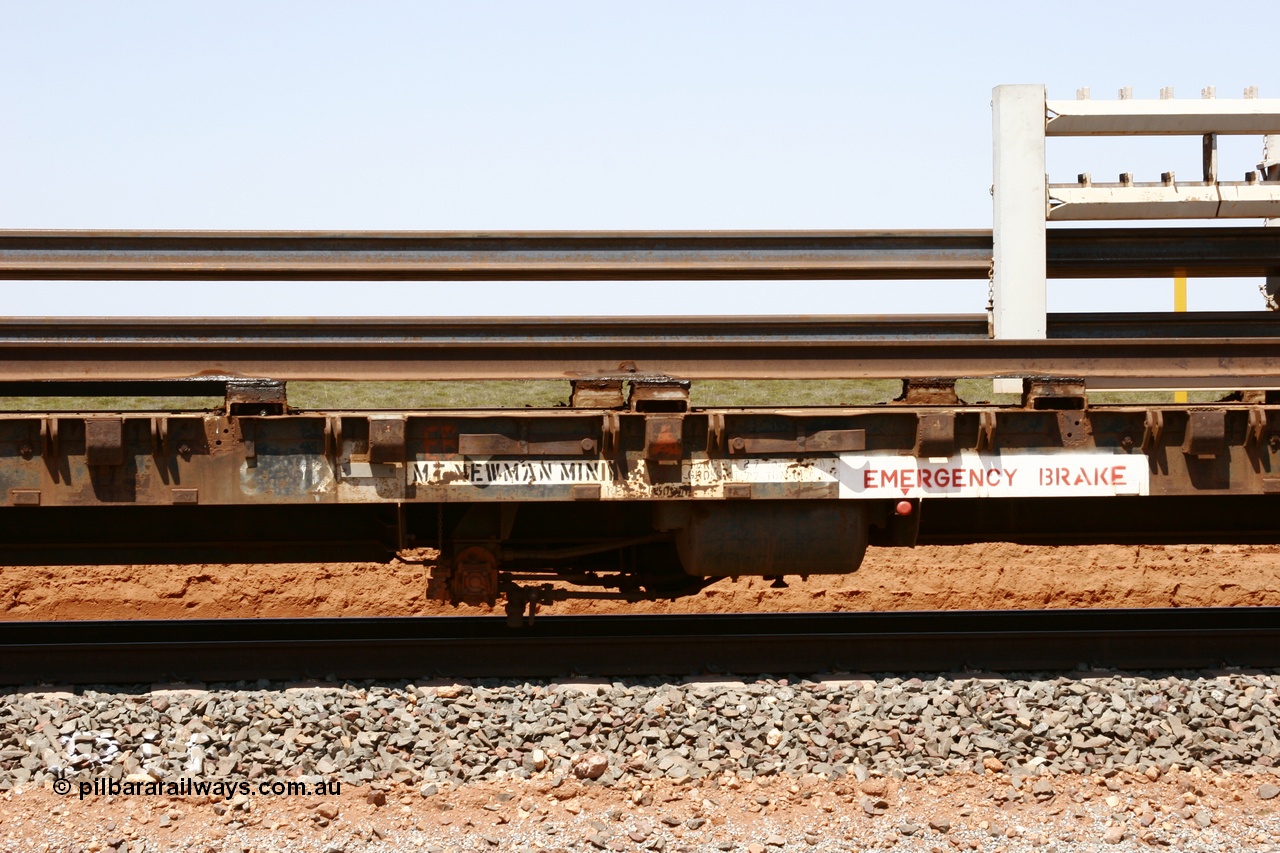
[0,313,1279,382]
[0,227,1277,280]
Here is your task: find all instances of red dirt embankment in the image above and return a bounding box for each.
[2,543,1277,620]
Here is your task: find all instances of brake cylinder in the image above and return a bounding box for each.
[663,501,869,577]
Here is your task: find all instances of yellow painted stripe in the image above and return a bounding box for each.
[1175,270,1187,403]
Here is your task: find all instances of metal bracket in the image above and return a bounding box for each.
[706,413,726,456]
[1023,377,1087,411]
[1183,410,1227,457]
[150,416,169,459]
[41,418,59,459]
[1247,407,1268,447]
[10,489,39,506]
[85,418,125,467]
[602,411,621,456]
[629,379,690,413]
[225,379,288,416]
[1057,411,1091,449]
[895,378,961,406]
[368,416,407,464]
[644,414,684,461]
[977,410,997,451]
[570,379,625,409]
[241,419,257,467]
[914,412,956,457]
[1141,410,1164,452]
[325,416,344,461]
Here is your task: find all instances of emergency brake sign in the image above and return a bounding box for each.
[836,451,1148,498]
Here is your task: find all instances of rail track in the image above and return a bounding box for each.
[2,311,1280,384]
[2,226,1276,280]
[4,608,1279,685]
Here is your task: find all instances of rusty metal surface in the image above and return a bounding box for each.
[1,313,1280,382]
[0,404,1277,509]
[0,227,1277,280]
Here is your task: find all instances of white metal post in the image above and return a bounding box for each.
[991,85,1047,393]
[991,85,1047,339]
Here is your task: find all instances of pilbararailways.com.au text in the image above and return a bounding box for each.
[69,777,341,800]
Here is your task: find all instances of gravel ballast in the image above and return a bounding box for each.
[4,671,1280,789]
[2,670,1280,851]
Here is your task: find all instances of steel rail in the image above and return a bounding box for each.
[2,609,1278,684]
[2,311,1277,341]
[0,312,1276,381]
[0,227,1276,280]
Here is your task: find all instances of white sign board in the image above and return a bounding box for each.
[835,451,1148,498]
[407,450,1149,499]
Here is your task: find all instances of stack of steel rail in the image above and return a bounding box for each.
[0,227,1276,384]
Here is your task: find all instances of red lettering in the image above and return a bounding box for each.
[1112,465,1126,486]
[883,470,899,488]
[934,469,950,488]
[919,469,933,488]
[864,470,876,488]
[1003,468,1016,486]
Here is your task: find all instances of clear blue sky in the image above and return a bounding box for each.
[0,1,1273,316]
